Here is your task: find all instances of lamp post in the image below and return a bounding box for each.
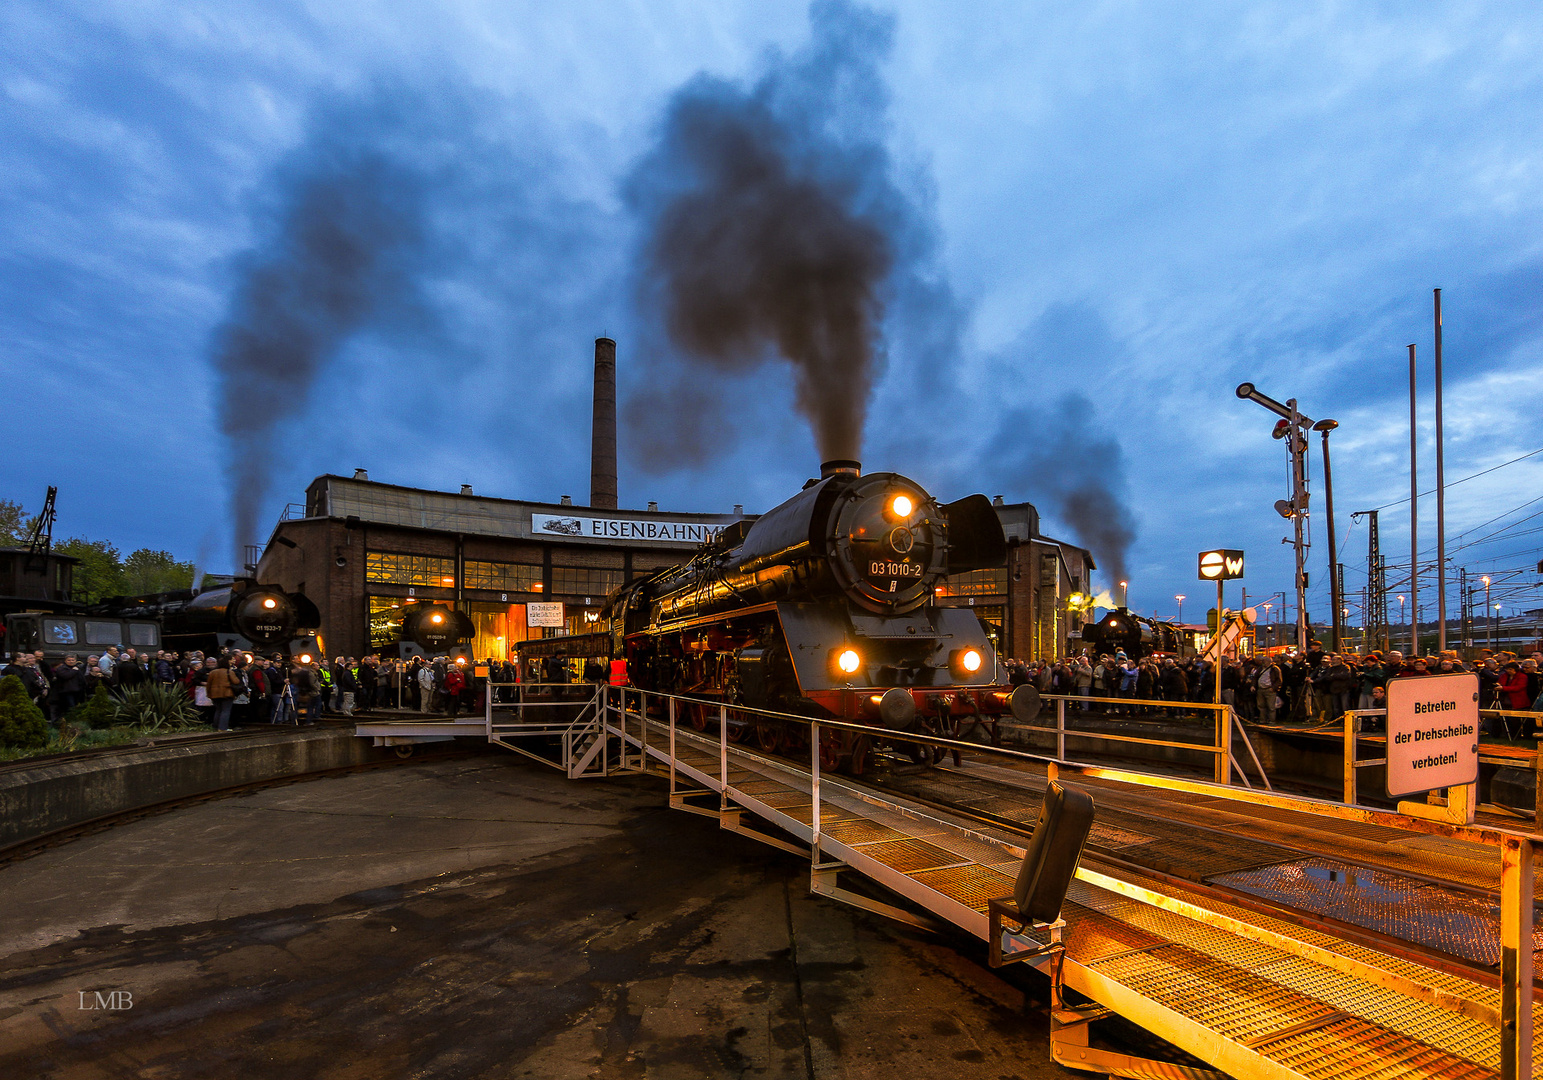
[1398,595,1406,651]
[1262,602,1272,647]
[1176,594,1186,624]
[1313,418,1342,651]
[1483,576,1492,650]
[1120,580,1128,608]
[1495,603,1502,651]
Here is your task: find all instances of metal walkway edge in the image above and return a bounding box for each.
[358,685,1539,1079]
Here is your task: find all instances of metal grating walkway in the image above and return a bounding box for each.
[612,712,1534,1080]
[358,686,1538,1078]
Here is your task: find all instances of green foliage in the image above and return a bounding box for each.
[66,684,119,730]
[114,683,201,732]
[0,499,35,546]
[0,674,49,749]
[121,548,198,595]
[56,536,124,603]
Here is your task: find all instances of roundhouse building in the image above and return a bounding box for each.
[255,471,1095,663]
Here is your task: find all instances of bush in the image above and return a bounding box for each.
[114,683,201,733]
[0,674,49,749]
[66,684,118,730]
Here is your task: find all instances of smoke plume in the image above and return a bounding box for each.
[213,113,428,564]
[985,396,1138,583]
[624,0,910,467]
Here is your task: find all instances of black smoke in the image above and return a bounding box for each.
[624,0,910,467]
[214,124,427,563]
[985,396,1137,583]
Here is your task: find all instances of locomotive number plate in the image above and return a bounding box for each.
[869,561,922,578]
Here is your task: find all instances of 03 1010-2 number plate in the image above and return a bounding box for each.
[869,561,922,578]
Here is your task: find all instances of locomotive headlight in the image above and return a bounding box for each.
[889,494,914,519]
[950,648,984,677]
[299,653,313,664]
[262,598,277,609]
[430,613,444,625]
[832,648,862,677]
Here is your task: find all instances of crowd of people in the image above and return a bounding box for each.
[0,648,498,731]
[1002,645,1543,734]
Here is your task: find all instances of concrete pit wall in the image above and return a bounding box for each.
[0,728,445,850]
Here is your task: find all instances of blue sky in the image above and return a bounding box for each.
[4,1,1541,624]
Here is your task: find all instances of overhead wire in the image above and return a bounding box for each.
[1361,447,1543,513]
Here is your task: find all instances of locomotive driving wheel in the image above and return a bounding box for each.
[687,702,710,731]
[818,729,842,772]
[755,718,784,753]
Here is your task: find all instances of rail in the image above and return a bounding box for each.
[591,685,1537,1078]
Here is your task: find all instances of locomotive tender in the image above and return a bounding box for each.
[606,460,1039,770]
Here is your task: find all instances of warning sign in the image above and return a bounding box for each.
[1386,672,1480,798]
[526,602,566,628]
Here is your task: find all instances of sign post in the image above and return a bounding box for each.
[1198,550,1245,707]
[1386,671,1479,824]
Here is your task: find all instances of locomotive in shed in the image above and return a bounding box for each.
[604,460,1040,773]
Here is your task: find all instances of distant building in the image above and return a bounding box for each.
[256,475,1095,661]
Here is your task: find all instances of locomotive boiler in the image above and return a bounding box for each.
[607,460,1040,772]
[89,579,322,658]
[1079,609,1186,662]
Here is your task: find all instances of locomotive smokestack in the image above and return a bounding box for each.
[591,337,618,509]
[821,459,861,480]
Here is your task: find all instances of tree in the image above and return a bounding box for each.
[56,537,124,603]
[0,499,36,546]
[122,549,196,595]
[0,674,48,749]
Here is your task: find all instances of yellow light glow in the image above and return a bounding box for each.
[961,649,982,673]
[431,614,444,624]
[262,598,277,609]
[299,654,313,664]
[837,648,861,674]
[441,577,455,584]
[891,494,913,518]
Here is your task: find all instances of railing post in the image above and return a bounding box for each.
[668,696,677,798]
[1056,696,1066,762]
[811,721,821,868]
[1343,709,1357,806]
[1500,835,1534,1080]
[1215,702,1232,785]
[1534,739,1541,836]
[719,703,729,809]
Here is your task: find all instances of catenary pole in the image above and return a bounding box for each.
[1408,344,1419,657]
[1434,289,1447,654]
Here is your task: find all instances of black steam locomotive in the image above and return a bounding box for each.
[88,579,323,659]
[1079,609,1187,661]
[607,461,1039,773]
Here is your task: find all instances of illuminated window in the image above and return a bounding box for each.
[366,552,457,587]
[550,566,625,598]
[934,568,1008,598]
[463,560,543,593]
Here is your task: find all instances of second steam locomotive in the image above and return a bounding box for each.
[607,460,1039,772]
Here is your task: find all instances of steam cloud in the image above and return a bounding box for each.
[985,396,1138,583]
[212,115,428,565]
[624,0,909,466]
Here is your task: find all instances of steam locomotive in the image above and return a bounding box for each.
[87,579,323,659]
[607,460,1040,773]
[1079,609,1187,661]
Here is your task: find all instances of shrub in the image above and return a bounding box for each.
[114,683,201,733]
[67,684,118,730]
[0,674,49,749]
